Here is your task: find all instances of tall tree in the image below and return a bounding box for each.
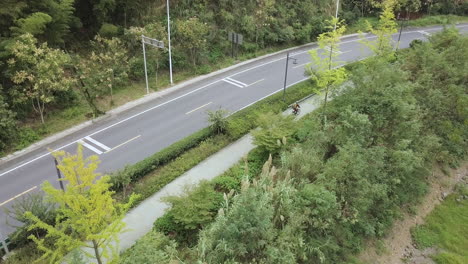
[75,35,129,115]
[25,145,138,263]
[7,33,74,124]
[0,92,17,153]
[307,17,348,126]
[175,17,210,66]
[361,0,398,59]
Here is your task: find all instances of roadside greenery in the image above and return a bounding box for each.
[1,1,467,263]
[120,27,468,264]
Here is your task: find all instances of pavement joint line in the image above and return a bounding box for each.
[0,186,37,207]
[85,136,111,152]
[225,77,248,87]
[105,135,141,154]
[222,78,244,88]
[247,79,265,87]
[1,24,467,178]
[186,102,212,115]
[78,140,103,155]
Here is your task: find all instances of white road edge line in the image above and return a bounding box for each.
[418,30,431,36]
[1,25,466,177]
[226,77,248,87]
[186,102,213,115]
[85,136,111,151]
[223,78,244,88]
[0,186,37,206]
[78,140,103,155]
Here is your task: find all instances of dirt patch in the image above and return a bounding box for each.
[357,162,468,264]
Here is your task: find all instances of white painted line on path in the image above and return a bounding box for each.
[0,186,37,206]
[293,62,309,69]
[186,102,213,115]
[106,135,141,153]
[78,140,103,155]
[226,77,248,87]
[247,79,265,87]
[223,78,244,88]
[85,136,111,152]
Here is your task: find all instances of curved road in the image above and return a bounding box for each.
[1,24,467,236]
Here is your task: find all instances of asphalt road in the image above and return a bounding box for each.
[1,24,467,236]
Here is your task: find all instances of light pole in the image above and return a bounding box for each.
[328,0,340,68]
[0,230,9,257]
[334,0,340,30]
[396,10,409,51]
[282,52,298,101]
[167,0,173,85]
[54,157,65,191]
[142,36,149,94]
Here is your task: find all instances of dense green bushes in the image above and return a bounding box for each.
[121,29,468,264]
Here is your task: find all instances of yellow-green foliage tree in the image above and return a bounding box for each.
[7,33,74,124]
[308,17,348,125]
[361,0,398,59]
[25,145,137,264]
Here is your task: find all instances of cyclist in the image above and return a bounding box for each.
[292,102,300,115]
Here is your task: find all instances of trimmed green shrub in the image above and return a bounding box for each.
[120,231,178,264]
[110,127,214,189]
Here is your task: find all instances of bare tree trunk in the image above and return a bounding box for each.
[92,239,103,264]
[72,66,104,117]
[39,99,45,125]
[32,97,45,124]
[110,71,114,106]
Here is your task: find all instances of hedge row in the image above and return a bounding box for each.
[110,127,214,186]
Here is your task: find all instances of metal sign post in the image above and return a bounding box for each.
[228,32,243,58]
[166,0,173,84]
[142,35,166,94]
